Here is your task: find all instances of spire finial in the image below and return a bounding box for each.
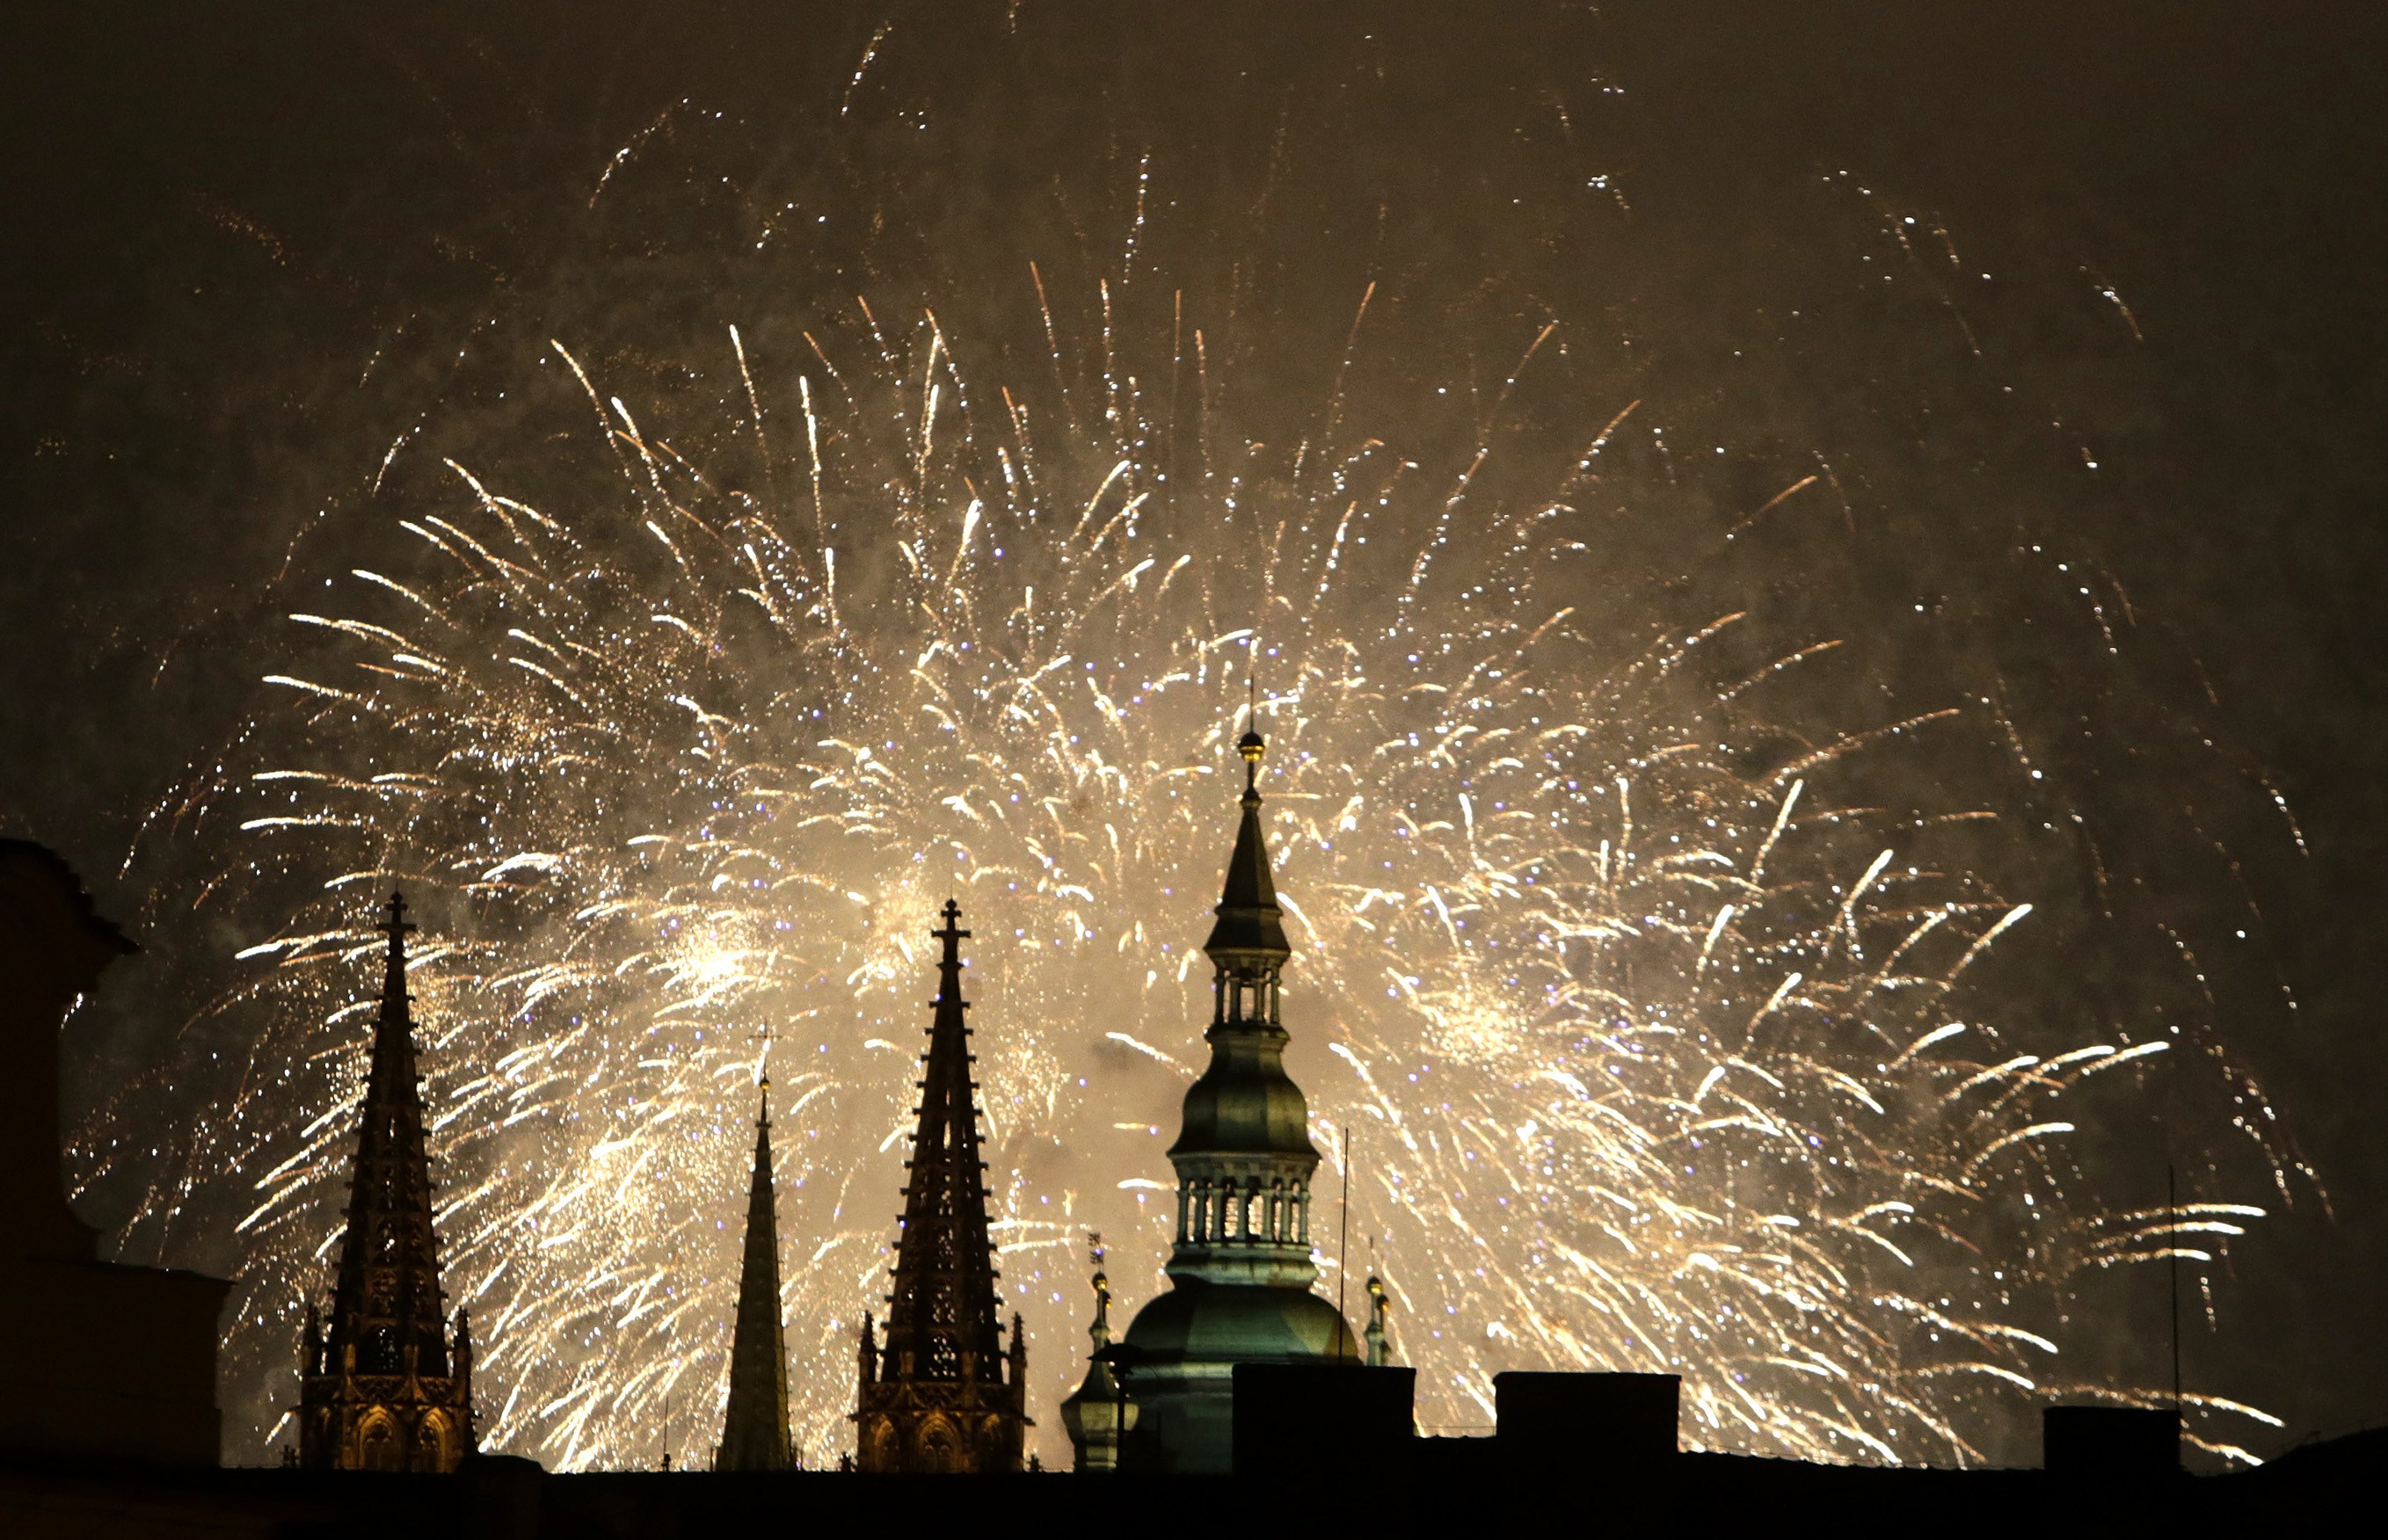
[377,890,417,999]
[933,897,969,977]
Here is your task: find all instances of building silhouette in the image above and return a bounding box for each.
[851,900,1029,1472]
[0,839,229,1467]
[715,1079,795,1471]
[296,892,476,1471]
[1096,727,1361,1474]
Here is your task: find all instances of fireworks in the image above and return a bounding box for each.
[98,242,2294,1471]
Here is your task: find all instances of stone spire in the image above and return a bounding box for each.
[1113,723,1359,1473]
[851,900,1030,1472]
[299,891,476,1471]
[716,1079,793,1471]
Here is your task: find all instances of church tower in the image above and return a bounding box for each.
[851,900,1030,1471]
[716,1079,794,1470]
[298,892,476,1471]
[1103,725,1359,1473]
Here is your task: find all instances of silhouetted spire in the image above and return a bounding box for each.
[300,891,476,1471]
[717,1079,794,1471]
[852,900,1030,1471]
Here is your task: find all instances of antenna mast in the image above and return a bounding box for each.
[1336,1124,1352,1354]
[2168,1162,2182,1415]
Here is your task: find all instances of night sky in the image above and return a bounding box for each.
[4,1,2383,1462]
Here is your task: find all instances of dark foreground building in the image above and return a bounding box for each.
[6,1388,2380,1538]
[0,841,229,1469]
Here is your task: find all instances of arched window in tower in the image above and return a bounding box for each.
[358,1414,399,1472]
[917,1417,960,1473]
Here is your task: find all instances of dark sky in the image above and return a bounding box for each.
[4,0,2383,1457]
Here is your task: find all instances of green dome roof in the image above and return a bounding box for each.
[1122,1282,1359,1367]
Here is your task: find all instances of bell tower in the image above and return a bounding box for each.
[1103,724,1359,1474]
[297,892,476,1471]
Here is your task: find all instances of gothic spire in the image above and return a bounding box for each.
[329,892,448,1375]
[301,890,476,1471]
[717,1079,794,1471]
[852,899,1030,1472]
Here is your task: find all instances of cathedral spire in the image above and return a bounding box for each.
[299,891,476,1471]
[717,1078,794,1470]
[852,900,1030,1472]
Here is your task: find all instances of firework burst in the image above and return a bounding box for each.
[110,260,2294,1473]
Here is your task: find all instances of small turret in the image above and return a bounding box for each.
[452,1309,474,1385]
[1059,1238,1136,1471]
[302,1301,324,1377]
[1365,1276,1392,1368]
